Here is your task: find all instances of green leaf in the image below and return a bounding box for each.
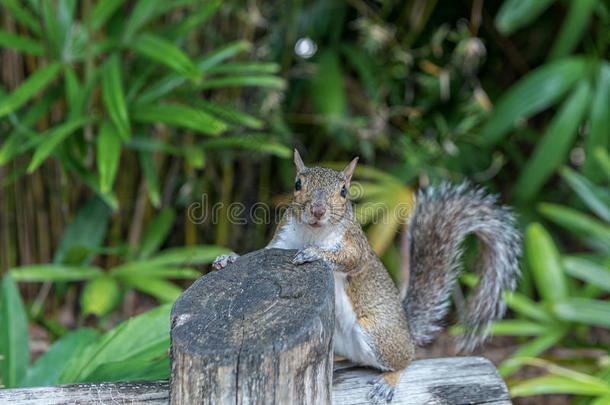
[27,117,90,173]
[552,298,610,328]
[192,100,263,129]
[206,62,280,75]
[147,246,229,266]
[514,81,591,201]
[97,121,122,194]
[59,304,171,383]
[111,263,199,279]
[594,147,610,182]
[511,375,610,397]
[23,329,98,387]
[81,276,121,317]
[311,51,347,123]
[489,320,549,336]
[139,151,161,208]
[122,0,164,42]
[53,197,112,265]
[132,104,227,136]
[548,0,597,60]
[494,0,555,35]
[138,208,175,259]
[0,30,44,55]
[479,57,588,145]
[539,203,610,251]
[195,40,251,72]
[559,166,610,222]
[562,257,610,292]
[129,33,200,82]
[10,265,103,282]
[0,274,29,388]
[504,291,554,323]
[1,0,42,36]
[82,357,169,383]
[201,135,292,158]
[184,146,205,168]
[0,63,62,118]
[91,0,125,30]
[498,328,566,377]
[198,75,285,90]
[525,223,568,302]
[120,276,182,302]
[165,0,221,40]
[101,54,130,140]
[584,64,610,178]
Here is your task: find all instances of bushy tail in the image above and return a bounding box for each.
[402,182,521,352]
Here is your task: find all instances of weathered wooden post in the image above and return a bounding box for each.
[169,248,334,404]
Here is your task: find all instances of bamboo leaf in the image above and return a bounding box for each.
[91,0,125,30]
[27,117,90,173]
[10,265,103,282]
[548,0,597,60]
[2,0,42,36]
[0,30,44,55]
[552,298,610,328]
[138,208,175,259]
[195,40,251,72]
[132,104,227,136]
[200,135,292,157]
[120,276,182,302]
[97,121,122,194]
[514,81,591,201]
[494,0,555,35]
[111,264,199,279]
[498,328,566,377]
[122,0,164,42]
[539,203,610,251]
[525,223,568,302]
[594,147,610,182]
[139,151,161,208]
[147,246,229,266]
[23,329,98,387]
[562,257,610,292]
[584,64,610,178]
[192,100,263,129]
[80,276,121,317]
[0,274,29,388]
[82,357,169,383]
[511,375,610,397]
[479,57,588,145]
[559,166,610,222]
[206,62,280,75]
[489,320,549,336]
[504,291,555,323]
[101,54,130,140]
[198,75,285,90]
[129,33,200,82]
[0,62,62,118]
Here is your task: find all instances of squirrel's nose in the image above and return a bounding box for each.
[311,204,326,219]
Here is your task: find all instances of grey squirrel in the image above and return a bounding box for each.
[213,150,521,403]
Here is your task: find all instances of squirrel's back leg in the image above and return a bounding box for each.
[368,370,404,404]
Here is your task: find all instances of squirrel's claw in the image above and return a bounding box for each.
[213,252,239,270]
[367,376,396,404]
[292,246,323,265]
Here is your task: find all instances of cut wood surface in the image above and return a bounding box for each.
[169,248,335,405]
[0,357,511,404]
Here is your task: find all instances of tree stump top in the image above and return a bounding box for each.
[170,248,333,358]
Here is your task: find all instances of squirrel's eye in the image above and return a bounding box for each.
[295,179,302,191]
[340,185,347,198]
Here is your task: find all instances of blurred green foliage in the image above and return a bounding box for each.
[0,0,608,402]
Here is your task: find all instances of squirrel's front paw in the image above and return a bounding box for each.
[292,247,323,265]
[213,252,239,270]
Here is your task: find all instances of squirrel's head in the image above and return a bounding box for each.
[291,149,358,228]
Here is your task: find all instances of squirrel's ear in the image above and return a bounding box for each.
[342,157,359,183]
[294,149,306,172]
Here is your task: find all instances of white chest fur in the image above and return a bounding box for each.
[267,216,345,250]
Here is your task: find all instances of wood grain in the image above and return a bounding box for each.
[0,357,511,404]
[169,248,335,405]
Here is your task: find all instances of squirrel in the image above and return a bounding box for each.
[213,149,521,403]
